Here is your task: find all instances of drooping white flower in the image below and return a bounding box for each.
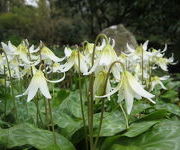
[29,44,40,53]
[149,75,169,91]
[1,41,17,56]
[93,70,111,100]
[40,46,65,62]
[16,69,51,102]
[96,71,155,114]
[126,41,151,63]
[153,54,176,71]
[60,47,89,73]
[16,67,65,102]
[84,38,120,80]
[16,43,33,64]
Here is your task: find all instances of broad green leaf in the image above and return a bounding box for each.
[138,109,168,121]
[93,110,126,136]
[102,120,180,150]
[54,112,83,138]
[155,101,180,116]
[52,89,70,107]
[130,103,151,115]
[122,121,158,137]
[161,90,178,99]
[101,121,159,149]
[54,91,86,138]
[0,123,75,150]
[57,90,86,118]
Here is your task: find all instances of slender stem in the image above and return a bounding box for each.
[2,50,17,121]
[34,99,39,126]
[43,97,50,130]
[94,98,105,147]
[42,63,50,130]
[4,66,7,116]
[148,60,152,90]
[89,75,94,150]
[94,61,125,148]
[91,34,109,66]
[88,34,109,150]
[47,99,57,145]
[141,47,144,84]
[34,94,43,127]
[119,103,129,129]
[78,51,88,150]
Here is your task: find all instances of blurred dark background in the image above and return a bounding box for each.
[0,0,179,72]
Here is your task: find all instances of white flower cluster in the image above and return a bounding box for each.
[0,36,176,114]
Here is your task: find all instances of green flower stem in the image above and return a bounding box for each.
[87,34,109,150]
[78,51,88,150]
[2,50,18,121]
[88,75,95,150]
[91,34,109,66]
[34,96,43,127]
[3,66,7,116]
[42,63,50,130]
[119,103,129,129]
[148,60,152,90]
[47,99,57,145]
[43,97,50,130]
[141,47,144,84]
[94,60,125,148]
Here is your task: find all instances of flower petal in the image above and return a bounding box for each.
[142,40,149,51]
[60,59,74,72]
[39,78,51,99]
[124,84,134,114]
[27,81,39,102]
[46,73,65,83]
[95,84,119,98]
[126,43,135,53]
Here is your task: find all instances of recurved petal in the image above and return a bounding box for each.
[60,59,74,72]
[46,72,65,83]
[27,82,39,102]
[48,53,65,62]
[95,84,119,98]
[158,81,167,90]
[159,75,169,80]
[83,58,99,75]
[126,43,135,53]
[124,84,134,114]
[142,40,149,51]
[16,88,29,98]
[126,71,155,99]
[64,47,72,57]
[39,78,51,99]
[162,44,167,53]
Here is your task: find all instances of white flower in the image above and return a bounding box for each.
[1,41,17,56]
[16,67,65,102]
[149,75,169,91]
[29,44,40,53]
[96,71,155,114]
[154,54,176,71]
[60,48,89,73]
[93,71,111,100]
[126,41,151,63]
[16,69,51,101]
[84,38,120,80]
[40,46,65,62]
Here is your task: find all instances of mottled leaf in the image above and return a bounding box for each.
[0,123,75,150]
[102,120,180,150]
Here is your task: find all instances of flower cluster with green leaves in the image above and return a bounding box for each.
[0,34,178,150]
[0,35,175,114]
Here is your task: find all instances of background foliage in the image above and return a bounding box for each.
[0,0,180,66]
